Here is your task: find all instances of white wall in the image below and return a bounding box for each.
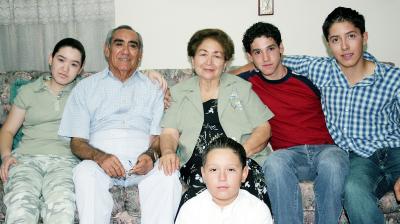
[115,0,400,69]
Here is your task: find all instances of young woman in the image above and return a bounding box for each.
[0,38,85,224]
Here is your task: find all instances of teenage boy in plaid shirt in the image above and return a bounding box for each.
[283,7,400,224]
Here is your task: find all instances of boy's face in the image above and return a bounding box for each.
[201,148,248,207]
[327,21,368,69]
[247,36,284,80]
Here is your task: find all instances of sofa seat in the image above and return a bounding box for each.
[300,181,400,224]
[0,70,399,223]
[0,181,141,224]
[0,180,399,224]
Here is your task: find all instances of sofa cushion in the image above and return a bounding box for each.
[9,79,33,149]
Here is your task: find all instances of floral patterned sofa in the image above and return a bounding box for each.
[0,70,399,224]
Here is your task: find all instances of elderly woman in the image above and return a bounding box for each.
[159,28,273,207]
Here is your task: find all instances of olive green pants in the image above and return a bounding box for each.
[3,154,78,224]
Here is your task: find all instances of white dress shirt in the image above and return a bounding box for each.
[176,189,273,224]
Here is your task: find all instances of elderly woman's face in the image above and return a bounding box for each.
[192,38,227,81]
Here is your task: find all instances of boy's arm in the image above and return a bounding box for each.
[282,55,320,76]
[283,52,376,77]
[228,63,255,75]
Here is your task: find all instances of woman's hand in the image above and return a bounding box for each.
[159,128,180,176]
[243,122,271,157]
[0,155,17,183]
[159,151,180,176]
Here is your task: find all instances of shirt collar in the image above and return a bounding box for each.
[103,67,144,83]
[254,67,292,84]
[33,74,76,93]
[362,51,385,79]
[329,51,384,87]
[181,73,237,92]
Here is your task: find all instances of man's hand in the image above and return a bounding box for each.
[159,151,179,176]
[146,70,168,93]
[130,154,154,175]
[394,178,400,201]
[0,155,17,183]
[94,153,125,177]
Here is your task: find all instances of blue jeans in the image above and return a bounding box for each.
[262,144,349,224]
[344,147,400,224]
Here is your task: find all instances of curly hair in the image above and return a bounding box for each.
[242,22,281,53]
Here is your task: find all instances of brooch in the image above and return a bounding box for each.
[229,89,243,111]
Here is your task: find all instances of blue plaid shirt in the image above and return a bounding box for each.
[283,52,400,157]
[59,68,164,140]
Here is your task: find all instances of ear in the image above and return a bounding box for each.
[104,44,110,59]
[201,166,206,184]
[362,31,368,45]
[223,61,228,72]
[77,63,85,75]
[241,166,249,183]
[48,54,53,66]
[246,52,254,63]
[279,42,285,54]
[138,51,143,63]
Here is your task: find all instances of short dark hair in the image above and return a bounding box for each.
[202,136,247,168]
[242,22,282,53]
[105,25,143,50]
[322,7,365,41]
[187,29,234,61]
[52,38,86,66]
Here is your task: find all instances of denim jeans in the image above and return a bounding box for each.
[344,147,400,224]
[262,144,349,224]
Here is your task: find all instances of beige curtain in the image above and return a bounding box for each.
[0,0,115,72]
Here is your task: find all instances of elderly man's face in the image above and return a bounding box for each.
[105,29,142,79]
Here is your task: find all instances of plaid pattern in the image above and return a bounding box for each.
[283,52,400,157]
[59,68,164,140]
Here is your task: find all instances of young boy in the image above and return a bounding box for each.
[238,22,348,224]
[283,7,400,224]
[175,137,273,224]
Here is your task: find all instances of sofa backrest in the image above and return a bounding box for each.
[0,69,194,125]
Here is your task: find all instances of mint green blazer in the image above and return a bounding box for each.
[161,73,273,165]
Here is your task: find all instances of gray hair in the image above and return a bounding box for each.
[104,25,143,50]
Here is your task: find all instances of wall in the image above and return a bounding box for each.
[115,0,400,69]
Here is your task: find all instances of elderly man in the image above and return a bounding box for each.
[59,25,181,224]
